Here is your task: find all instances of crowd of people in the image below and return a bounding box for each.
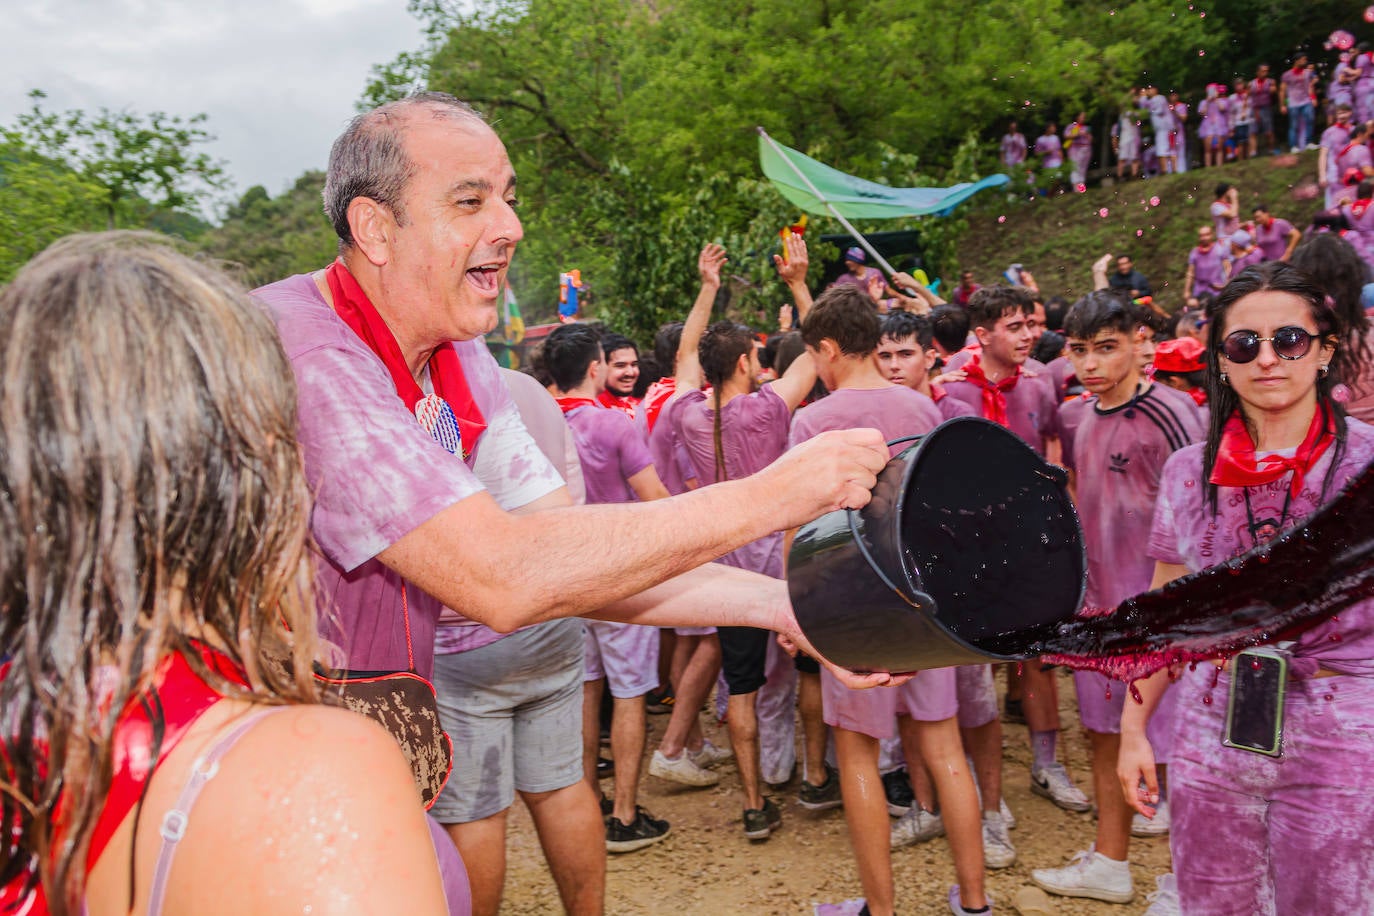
[2,88,1372,916]
[999,48,1374,191]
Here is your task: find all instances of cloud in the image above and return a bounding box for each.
[0,0,426,202]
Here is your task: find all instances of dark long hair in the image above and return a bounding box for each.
[698,321,756,482]
[0,233,321,912]
[1201,261,1353,513]
[1288,232,1374,370]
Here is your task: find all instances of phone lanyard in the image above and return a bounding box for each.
[1242,485,1293,549]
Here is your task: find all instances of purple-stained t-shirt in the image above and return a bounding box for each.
[1210,200,1239,239]
[669,385,791,578]
[940,368,1060,456]
[1250,77,1275,109]
[255,273,560,677]
[1345,326,1374,424]
[647,395,697,495]
[1229,246,1264,274]
[1148,417,1374,675]
[1064,385,1204,610]
[1281,66,1315,107]
[1045,355,1077,402]
[1034,133,1063,169]
[1188,244,1230,296]
[790,385,941,456]
[1056,394,1095,468]
[1254,217,1296,261]
[931,386,977,421]
[564,403,654,505]
[1001,132,1027,167]
[435,369,580,656]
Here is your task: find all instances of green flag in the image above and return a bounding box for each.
[759,133,1009,219]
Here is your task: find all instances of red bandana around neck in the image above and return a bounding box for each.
[962,354,1021,427]
[598,390,640,420]
[326,260,486,459]
[1209,403,1336,497]
[555,396,600,416]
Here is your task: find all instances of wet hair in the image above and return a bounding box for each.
[699,320,758,481]
[1043,296,1070,332]
[1289,233,1373,369]
[1156,367,1206,388]
[930,305,971,354]
[881,311,934,350]
[773,330,807,376]
[966,286,1033,331]
[323,91,486,249]
[653,321,685,371]
[1214,182,1233,200]
[633,354,660,398]
[1062,290,1140,341]
[801,286,882,356]
[1032,329,1067,364]
[1202,262,1353,513]
[760,333,784,372]
[543,323,604,392]
[0,232,320,911]
[600,332,639,361]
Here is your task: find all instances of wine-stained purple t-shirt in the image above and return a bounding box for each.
[1148,417,1374,674]
[669,385,790,578]
[941,369,1061,456]
[790,385,941,455]
[1064,384,1204,610]
[564,404,654,505]
[255,273,559,676]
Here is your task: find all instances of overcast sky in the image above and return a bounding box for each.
[1,0,428,205]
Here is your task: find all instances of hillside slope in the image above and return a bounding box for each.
[956,151,1321,310]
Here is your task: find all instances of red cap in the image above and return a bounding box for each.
[1153,337,1207,374]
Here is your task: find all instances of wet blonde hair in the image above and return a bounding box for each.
[0,232,321,912]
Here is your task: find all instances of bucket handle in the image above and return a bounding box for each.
[841,435,925,610]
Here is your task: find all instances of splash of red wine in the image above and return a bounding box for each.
[1034,456,1374,684]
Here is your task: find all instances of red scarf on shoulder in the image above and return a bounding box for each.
[1209,403,1336,497]
[555,396,600,415]
[325,260,486,459]
[961,354,1020,427]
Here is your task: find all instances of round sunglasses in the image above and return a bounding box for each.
[1219,326,1318,364]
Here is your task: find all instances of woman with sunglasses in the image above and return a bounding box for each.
[1,234,460,915]
[1118,261,1374,914]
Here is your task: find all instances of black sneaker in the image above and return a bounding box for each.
[742,798,783,840]
[798,765,843,811]
[605,806,671,853]
[882,768,915,817]
[645,687,676,715]
[597,756,614,779]
[599,794,612,817]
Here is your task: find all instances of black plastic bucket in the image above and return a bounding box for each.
[788,417,1086,673]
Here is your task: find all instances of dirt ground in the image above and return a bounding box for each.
[499,668,1172,915]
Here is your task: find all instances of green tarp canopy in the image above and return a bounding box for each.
[759,133,1009,220]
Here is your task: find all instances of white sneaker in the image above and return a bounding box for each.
[982,810,1017,868]
[1144,873,1180,916]
[1031,848,1135,903]
[687,738,732,769]
[1030,762,1091,812]
[890,807,945,849]
[1132,797,1170,837]
[649,749,718,787]
[1000,795,1016,830]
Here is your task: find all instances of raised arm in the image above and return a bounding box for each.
[887,270,946,311]
[1092,252,1112,291]
[772,233,813,320]
[1281,224,1302,262]
[675,243,728,393]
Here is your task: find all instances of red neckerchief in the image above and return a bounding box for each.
[555,396,600,416]
[1209,404,1336,497]
[929,383,948,403]
[325,260,486,459]
[598,390,640,420]
[1352,198,1373,219]
[641,378,677,432]
[1188,388,1207,407]
[961,354,1020,427]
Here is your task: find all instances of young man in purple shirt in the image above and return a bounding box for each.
[1184,225,1231,298]
[876,311,976,421]
[1252,204,1301,261]
[794,287,989,916]
[545,323,674,854]
[940,288,1088,817]
[1250,63,1278,155]
[1280,52,1317,151]
[1031,293,1203,906]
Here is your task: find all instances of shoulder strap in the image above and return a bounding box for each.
[146,707,288,915]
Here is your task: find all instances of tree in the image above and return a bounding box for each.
[4,90,228,230]
[0,145,106,282]
[197,171,339,288]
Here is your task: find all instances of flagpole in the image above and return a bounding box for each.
[757,126,909,284]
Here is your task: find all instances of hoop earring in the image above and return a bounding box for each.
[1220,371,1229,385]
[1320,364,1329,376]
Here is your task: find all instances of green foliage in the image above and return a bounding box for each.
[4,89,227,230]
[197,172,339,288]
[0,144,107,282]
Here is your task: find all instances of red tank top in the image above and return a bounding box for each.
[1,647,247,913]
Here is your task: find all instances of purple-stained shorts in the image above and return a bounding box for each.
[1073,670,1178,762]
[1168,667,1374,914]
[584,620,660,698]
[821,666,958,739]
[955,664,999,729]
[427,814,472,915]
